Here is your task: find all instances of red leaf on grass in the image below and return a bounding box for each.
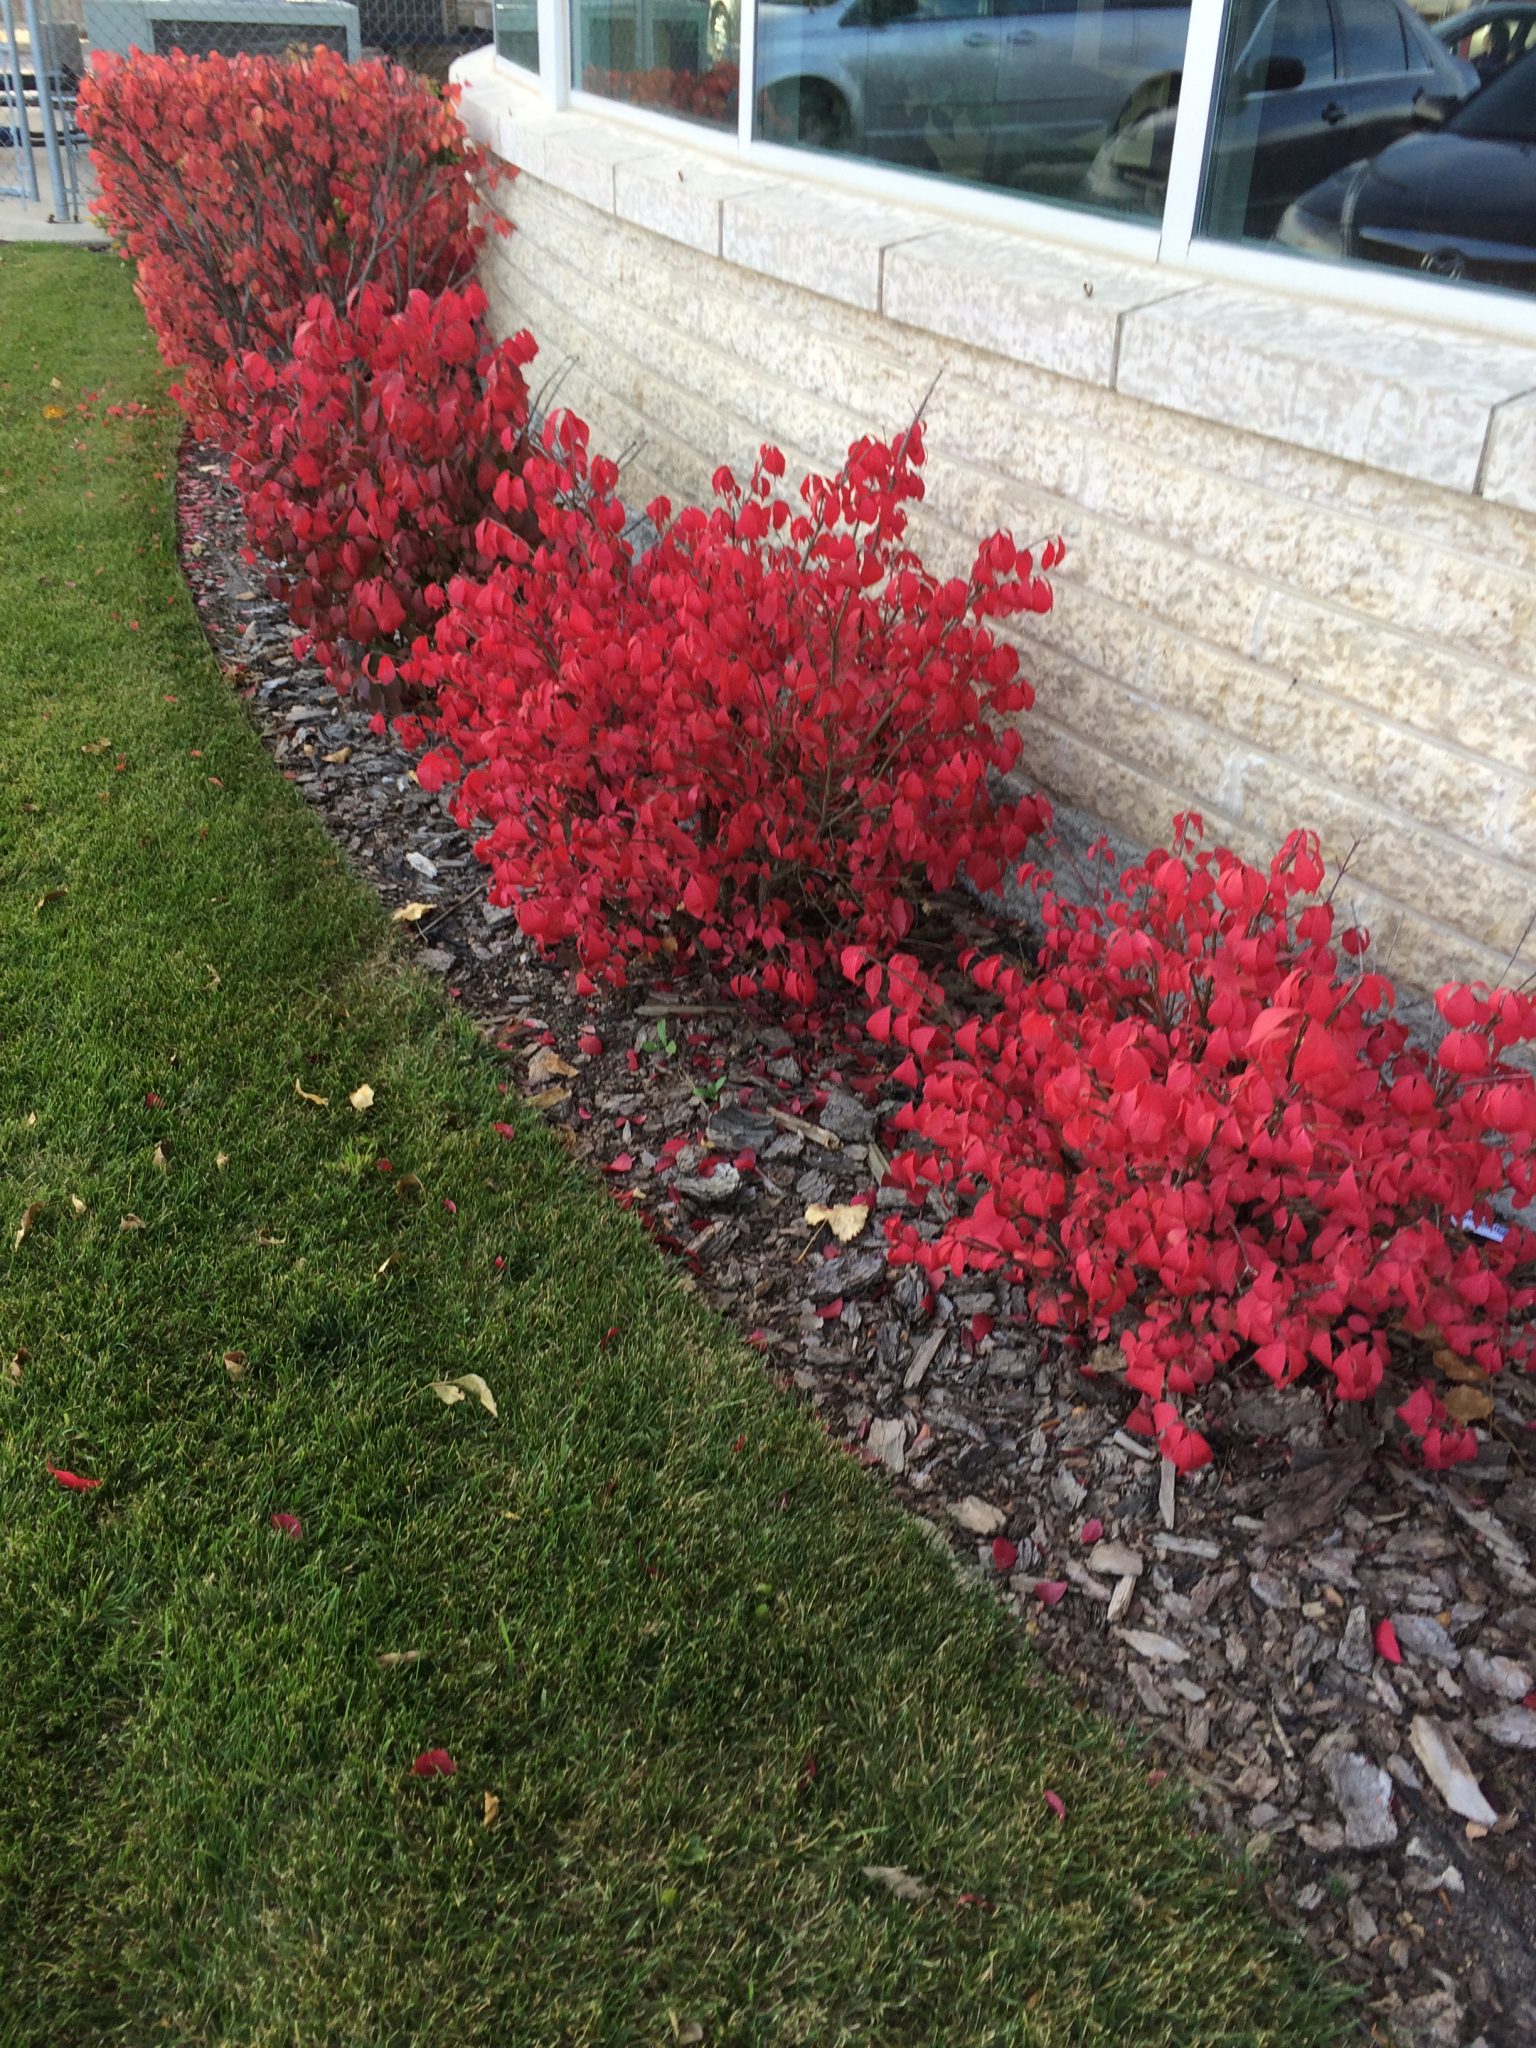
[47,1463,101,1492]
[1043,1789,1066,1821]
[991,1538,1019,1572]
[1374,1618,1402,1664]
[1033,1580,1068,1606]
[492,1122,516,1140]
[269,1512,303,1539]
[411,1748,457,1778]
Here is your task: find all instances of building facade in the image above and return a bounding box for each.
[453,2,1536,991]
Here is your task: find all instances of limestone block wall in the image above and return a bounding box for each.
[458,59,1536,996]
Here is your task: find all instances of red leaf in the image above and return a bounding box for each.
[376,1157,393,1172]
[605,1153,634,1173]
[411,1748,457,1778]
[578,1032,604,1057]
[991,1537,1019,1572]
[815,1298,844,1320]
[47,1463,101,1492]
[1079,1517,1104,1545]
[1373,1618,1402,1664]
[269,1511,303,1539]
[1033,1580,1068,1606]
[1043,1788,1066,1821]
[492,1122,516,1140]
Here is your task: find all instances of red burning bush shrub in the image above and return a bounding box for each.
[81,47,500,438]
[405,415,1055,1002]
[227,283,536,693]
[850,818,1536,1470]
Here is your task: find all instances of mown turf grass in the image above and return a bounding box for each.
[0,246,1349,2047]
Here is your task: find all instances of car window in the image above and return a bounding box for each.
[1240,0,1337,83]
[1340,0,1410,75]
[876,0,988,19]
[1448,41,1536,134]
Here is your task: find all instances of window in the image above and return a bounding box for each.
[572,0,741,127]
[512,0,1536,314]
[493,0,539,72]
[1203,1,1536,301]
[752,0,1191,220]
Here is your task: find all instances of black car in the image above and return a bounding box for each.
[1276,45,1536,290]
[1084,0,1478,233]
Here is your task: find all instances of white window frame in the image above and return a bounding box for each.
[493,0,1536,343]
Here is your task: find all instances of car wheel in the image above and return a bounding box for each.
[767,80,852,152]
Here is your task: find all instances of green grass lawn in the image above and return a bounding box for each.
[0,245,1348,2048]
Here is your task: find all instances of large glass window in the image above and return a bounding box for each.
[572,0,741,126]
[1196,0,1536,298]
[494,0,540,71]
[751,0,1191,219]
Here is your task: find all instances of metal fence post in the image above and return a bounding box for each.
[1,0,38,201]
[19,0,67,218]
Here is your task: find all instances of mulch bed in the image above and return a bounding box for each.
[177,440,1536,2048]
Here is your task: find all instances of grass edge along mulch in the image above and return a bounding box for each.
[0,245,1351,2048]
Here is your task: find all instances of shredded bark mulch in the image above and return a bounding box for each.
[178,441,1536,2048]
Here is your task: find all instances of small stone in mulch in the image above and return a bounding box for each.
[1325,1751,1399,1850]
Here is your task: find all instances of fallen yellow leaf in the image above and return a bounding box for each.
[451,1372,498,1418]
[375,1649,421,1669]
[322,746,352,765]
[215,1151,230,1171]
[34,886,67,913]
[527,1047,577,1086]
[204,964,222,991]
[395,1172,423,1197]
[14,1201,44,1249]
[255,1231,286,1246]
[392,901,433,924]
[119,1213,145,1232]
[375,1255,396,1278]
[223,1349,247,1379]
[293,1078,329,1107]
[6,1348,25,1386]
[803,1201,870,1245]
[1443,1384,1494,1423]
[69,1193,87,1216]
[483,1790,501,1828]
[527,1084,571,1110]
[152,1143,169,1172]
[80,737,111,755]
[42,404,66,420]
[348,1084,375,1112]
[429,1380,466,1406]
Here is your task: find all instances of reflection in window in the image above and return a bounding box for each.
[1195,0,1534,298]
[573,0,741,126]
[753,0,1190,220]
[494,0,540,71]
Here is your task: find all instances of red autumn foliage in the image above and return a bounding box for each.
[852,818,1536,1470]
[405,414,1054,1004]
[227,283,536,692]
[582,62,740,124]
[80,47,501,438]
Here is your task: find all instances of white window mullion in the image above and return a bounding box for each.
[1158,0,1230,264]
[537,0,571,109]
[736,0,757,158]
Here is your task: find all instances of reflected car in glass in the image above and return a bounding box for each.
[1275,44,1536,287]
[754,0,1190,203]
[1084,0,1476,228]
[1434,1,1536,77]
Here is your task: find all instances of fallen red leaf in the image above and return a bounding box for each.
[799,1752,817,1787]
[606,1153,634,1174]
[1033,1580,1068,1606]
[991,1537,1019,1572]
[492,1122,516,1140]
[442,1198,457,1214]
[269,1511,303,1539]
[1079,1517,1104,1545]
[1374,1617,1402,1664]
[145,1091,163,1108]
[411,1748,457,1778]
[376,1157,393,1173]
[578,1032,603,1056]
[731,1433,747,1455]
[1043,1788,1066,1821]
[815,1298,844,1320]
[47,1462,101,1492]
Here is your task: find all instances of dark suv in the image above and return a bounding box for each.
[1084,0,1478,232]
